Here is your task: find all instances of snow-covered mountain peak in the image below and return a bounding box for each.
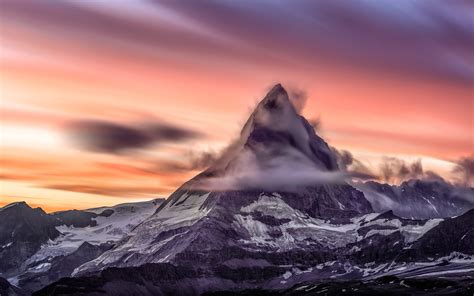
[249,83,297,129]
[71,86,377,276]
[208,84,338,183]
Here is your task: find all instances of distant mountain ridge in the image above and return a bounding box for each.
[0,198,164,293]
[357,179,473,219]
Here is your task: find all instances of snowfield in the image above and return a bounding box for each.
[17,199,163,279]
[232,193,443,250]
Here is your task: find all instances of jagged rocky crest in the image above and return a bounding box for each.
[0,202,60,275]
[211,84,338,173]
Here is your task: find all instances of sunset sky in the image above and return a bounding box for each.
[1,1,472,212]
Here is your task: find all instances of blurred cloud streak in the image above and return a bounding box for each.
[66,120,202,154]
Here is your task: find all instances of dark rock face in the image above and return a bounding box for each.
[52,208,115,228]
[366,210,424,226]
[33,267,474,296]
[400,209,474,261]
[0,278,9,292]
[359,179,474,219]
[34,264,227,296]
[98,209,114,217]
[52,210,99,228]
[275,185,372,219]
[0,277,26,296]
[0,202,60,275]
[345,209,474,265]
[204,277,474,296]
[349,232,406,263]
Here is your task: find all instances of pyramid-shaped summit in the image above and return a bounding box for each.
[74,84,373,277]
[209,84,338,174]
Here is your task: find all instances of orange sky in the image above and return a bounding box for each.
[0,1,472,211]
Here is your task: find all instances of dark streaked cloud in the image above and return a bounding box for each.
[334,151,450,185]
[44,183,169,198]
[379,157,427,183]
[452,155,474,186]
[159,0,474,85]
[288,88,307,114]
[157,150,219,172]
[332,148,376,179]
[308,117,322,132]
[1,0,472,85]
[67,120,202,154]
[0,0,274,68]
[186,150,219,170]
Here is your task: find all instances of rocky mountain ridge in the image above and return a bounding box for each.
[0,198,164,293]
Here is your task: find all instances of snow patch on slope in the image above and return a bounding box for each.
[155,192,211,227]
[401,218,442,243]
[233,193,358,250]
[73,192,212,274]
[353,213,442,242]
[24,199,162,268]
[233,194,444,251]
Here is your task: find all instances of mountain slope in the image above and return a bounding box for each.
[38,208,474,295]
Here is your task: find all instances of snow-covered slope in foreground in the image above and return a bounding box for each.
[46,208,474,296]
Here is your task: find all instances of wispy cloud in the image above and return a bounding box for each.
[2,1,472,84]
[332,148,376,178]
[66,120,202,154]
[160,0,474,85]
[379,157,428,183]
[43,183,171,198]
[192,147,361,192]
[452,155,474,186]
